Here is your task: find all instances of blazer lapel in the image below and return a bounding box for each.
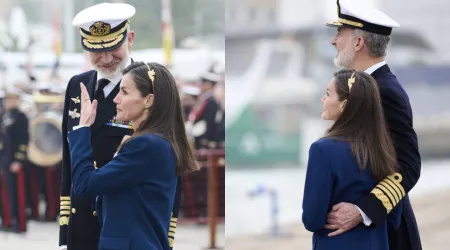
[85,71,97,101]
[90,81,121,134]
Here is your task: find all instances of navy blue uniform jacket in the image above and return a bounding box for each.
[302,138,402,250]
[0,109,29,171]
[355,65,421,249]
[69,127,177,250]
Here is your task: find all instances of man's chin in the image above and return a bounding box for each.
[334,58,350,69]
[97,68,120,78]
[333,57,340,68]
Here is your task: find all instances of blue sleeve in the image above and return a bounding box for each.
[68,127,156,196]
[302,142,334,232]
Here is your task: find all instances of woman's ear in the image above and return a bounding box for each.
[145,94,154,109]
[340,100,347,112]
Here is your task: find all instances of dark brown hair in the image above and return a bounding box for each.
[325,69,397,181]
[119,62,198,176]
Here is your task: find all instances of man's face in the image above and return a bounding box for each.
[181,94,197,107]
[86,31,135,79]
[200,80,214,94]
[3,96,19,110]
[330,27,357,68]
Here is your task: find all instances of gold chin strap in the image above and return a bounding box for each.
[348,72,356,92]
[145,63,156,94]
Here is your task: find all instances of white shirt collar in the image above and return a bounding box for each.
[97,57,132,97]
[364,61,386,75]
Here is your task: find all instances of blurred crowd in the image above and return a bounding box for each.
[0,59,225,233]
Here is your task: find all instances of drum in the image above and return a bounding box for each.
[27,111,63,167]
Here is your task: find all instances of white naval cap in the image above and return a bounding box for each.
[181,85,201,96]
[72,2,136,52]
[326,0,399,36]
[200,71,220,83]
[4,87,21,98]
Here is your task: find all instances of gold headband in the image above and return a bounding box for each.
[146,63,155,94]
[348,72,356,92]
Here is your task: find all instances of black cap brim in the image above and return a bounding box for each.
[79,20,130,52]
[81,31,127,52]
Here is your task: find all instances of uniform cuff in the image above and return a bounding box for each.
[355,205,372,226]
[73,125,89,131]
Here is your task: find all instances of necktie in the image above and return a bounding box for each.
[95,79,110,103]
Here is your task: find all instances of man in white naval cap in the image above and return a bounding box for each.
[186,71,224,150]
[324,1,422,250]
[59,3,181,250]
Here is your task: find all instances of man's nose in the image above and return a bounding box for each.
[99,52,114,63]
[330,35,337,45]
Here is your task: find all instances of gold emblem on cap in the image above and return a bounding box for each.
[89,21,111,36]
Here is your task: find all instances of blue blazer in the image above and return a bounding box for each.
[68,127,177,250]
[302,138,401,250]
[59,69,134,249]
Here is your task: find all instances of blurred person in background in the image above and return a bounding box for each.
[59,3,181,250]
[209,61,225,111]
[25,83,62,223]
[0,88,29,233]
[0,90,3,226]
[69,62,198,250]
[186,71,224,150]
[182,69,225,224]
[324,1,421,249]
[303,70,401,250]
[180,84,200,120]
[213,82,224,111]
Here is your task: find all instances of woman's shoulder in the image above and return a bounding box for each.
[132,133,170,146]
[311,137,350,152]
[123,133,171,153]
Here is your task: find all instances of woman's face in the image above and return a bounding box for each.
[321,78,346,121]
[113,73,152,126]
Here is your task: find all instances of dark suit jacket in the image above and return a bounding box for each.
[191,94,224,149]
[69,127,177,250]
[303,138,401,250]
[355,64,422,250]
[59,70,182,250]
[0,108,29,170]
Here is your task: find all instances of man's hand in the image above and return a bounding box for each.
[10,162,22,173]
[324,202,362,237]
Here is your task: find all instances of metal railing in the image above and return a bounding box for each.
[179,148,225,249]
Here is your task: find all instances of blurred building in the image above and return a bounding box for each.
[226,0,277,32]
[382,0,450,62]
[226,0,380,32]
